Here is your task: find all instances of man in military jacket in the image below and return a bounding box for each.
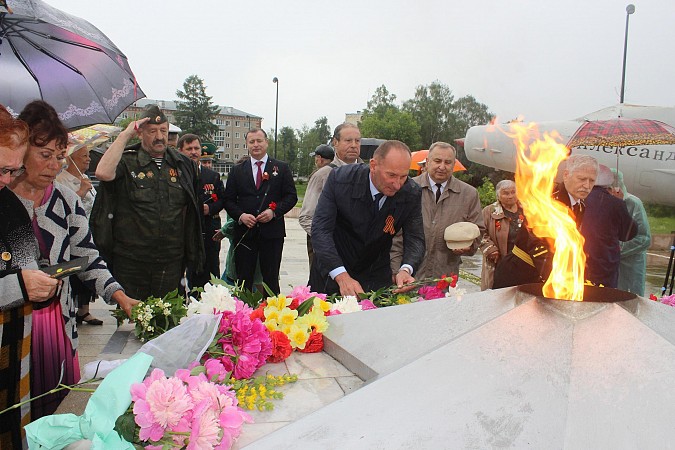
[92,105,204,300]
[177,134,225,289]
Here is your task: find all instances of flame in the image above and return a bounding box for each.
[507,123,586,301]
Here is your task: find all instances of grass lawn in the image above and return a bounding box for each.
[295,182,307,207]
[649,215,675,235]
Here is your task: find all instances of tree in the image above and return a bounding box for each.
[453,95,493,133]
[364,85,398,116]
[278,126,298,172]
[403,81,456,148]
[312,116,332,144]
[360,85,421,149]
[174,75,220,141]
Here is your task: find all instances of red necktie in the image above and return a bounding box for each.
[255,161,263,189]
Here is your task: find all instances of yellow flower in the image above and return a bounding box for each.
[278,307,298,326]
[298,309,328,333]
[280,324,292,335]
[267,295,291,310]
[265,318,280,332]
[263,305,280,321]
[313,298,331,313]
[288,324,309,349]
[396,295,411,305]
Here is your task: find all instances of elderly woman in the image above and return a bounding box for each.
[10,100,137,419]
[0,105,59,448]
[479,180,524,290]
[56,143,102,325]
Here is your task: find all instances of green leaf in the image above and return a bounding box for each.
[114,411,137,443]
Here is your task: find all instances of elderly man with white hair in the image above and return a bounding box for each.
[580,164,637,289]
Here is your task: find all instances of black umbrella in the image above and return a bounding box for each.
[0,0,145,128]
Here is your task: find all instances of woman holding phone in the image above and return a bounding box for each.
[10,101,137,419]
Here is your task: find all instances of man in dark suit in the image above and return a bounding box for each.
[493,154,599,288]
[581,165,637,288]
[223,128,297,294]
[178,134,226,289]
[309,140,425,296]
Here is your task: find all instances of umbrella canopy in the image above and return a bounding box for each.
[410,149,467,172]
[567,118,675,148]
[0,0,145,128]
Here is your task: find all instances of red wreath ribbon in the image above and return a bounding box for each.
[383,215,395,235]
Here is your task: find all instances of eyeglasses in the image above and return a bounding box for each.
[0,166,26,177]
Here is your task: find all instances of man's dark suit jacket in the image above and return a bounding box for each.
[581,186,637,288]
[309,164,425,294]
[198,166,226,231]
[223,157,297,241]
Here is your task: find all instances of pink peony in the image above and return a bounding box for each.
[418,285,445,300]
[205,299,272,379]
[359,299,377,310]
[130,369,194,442]
[290,285,327,302]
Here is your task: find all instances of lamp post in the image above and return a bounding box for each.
[620,4,635,104]
[273,77,279,158]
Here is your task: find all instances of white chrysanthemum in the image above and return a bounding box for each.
[445,287,466,299]
[330,295,362,314]
[187,282,236,316]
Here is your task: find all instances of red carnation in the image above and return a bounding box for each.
[288,298,300,310]
[268,201,277,211]
[250,304,266,322]
[436,274,450,290]
[268,330,293,363]
[297,330,324,353]
[211,193,218,201]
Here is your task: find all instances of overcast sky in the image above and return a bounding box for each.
[57,0,675,133]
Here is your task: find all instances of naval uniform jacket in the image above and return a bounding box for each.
[309,164,425,294]
[492,183,580,289]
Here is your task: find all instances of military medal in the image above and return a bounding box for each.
[138,172,145,179]
[169,168,178,177]
[147,171,154,178]
[171,176,177,182]
[130,171,137,178]
[1,251,11,261]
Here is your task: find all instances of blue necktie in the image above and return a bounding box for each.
[373,192,383,215]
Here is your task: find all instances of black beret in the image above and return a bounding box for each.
[140,104,167,125]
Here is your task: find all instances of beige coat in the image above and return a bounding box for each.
[479,202,510,290]
[298,156,361,235]
[391,174,484,279]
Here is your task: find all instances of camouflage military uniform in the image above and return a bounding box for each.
[91,143,204,300]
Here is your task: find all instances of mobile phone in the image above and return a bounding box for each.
[41,257,89,279]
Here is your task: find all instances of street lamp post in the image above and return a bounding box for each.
[273,77,279,158]
[620,4,635,104]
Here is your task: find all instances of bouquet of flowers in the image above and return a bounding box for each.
[115,367,252,449]
[201,298,272,380]
[353,274,465,307]
[112,289,187,342]
[251,286,331,362]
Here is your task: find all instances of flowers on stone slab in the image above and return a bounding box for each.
[351,274,464,307]
[111,289,187,342]
[202,298,272,380]
[650,293,675,306]
[328,295,362,315]
[116,367,252,449]
[188,281,236,316]
[255,288,330,359]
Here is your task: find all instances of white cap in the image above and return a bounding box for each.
[444,222,480,250]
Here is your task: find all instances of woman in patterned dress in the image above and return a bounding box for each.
[0,105,59,448]
[10,101,138,419]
